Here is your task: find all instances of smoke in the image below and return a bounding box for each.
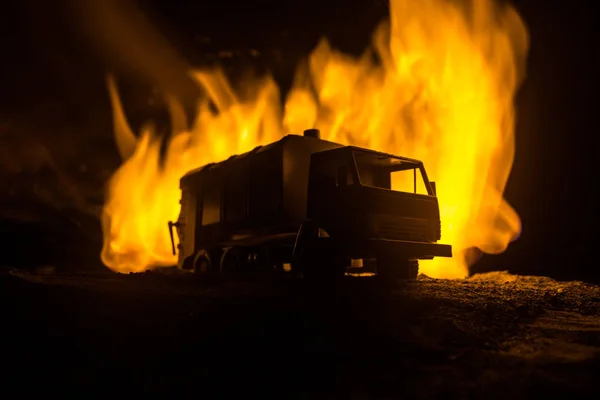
[2,0,198,223]
[63,0,200,105]
[0,120,97,221]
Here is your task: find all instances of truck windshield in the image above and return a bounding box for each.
[352,150,429,195]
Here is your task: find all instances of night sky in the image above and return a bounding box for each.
[0,0,595,282]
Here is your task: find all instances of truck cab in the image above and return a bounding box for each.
[308,147,441,244]
[301,146,450,278]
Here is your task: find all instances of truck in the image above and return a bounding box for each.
[168,129,452,280]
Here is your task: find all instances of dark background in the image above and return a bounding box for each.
[0,1,595,282]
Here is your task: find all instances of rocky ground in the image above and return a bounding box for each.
[2,267,599,398]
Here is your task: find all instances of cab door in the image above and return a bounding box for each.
[307,149,362,238]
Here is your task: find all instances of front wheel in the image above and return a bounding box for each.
[377,257,419,281]
[298,243,345,282]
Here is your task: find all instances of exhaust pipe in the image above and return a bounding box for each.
[303,129,320,139]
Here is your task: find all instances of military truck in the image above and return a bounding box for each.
[168,129,451,280]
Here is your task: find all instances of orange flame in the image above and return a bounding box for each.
[101,0,528,277]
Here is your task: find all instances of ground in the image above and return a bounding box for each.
[2,267,599,397]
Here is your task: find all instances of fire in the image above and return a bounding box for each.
[101,0,529,277]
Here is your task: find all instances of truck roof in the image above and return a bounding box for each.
[345,146,424,166]
[182,133,340,179]
[182,136,282,178]
[181,133,423,179]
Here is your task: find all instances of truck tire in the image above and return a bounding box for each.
[377,257,419,281]
[299,244,345,282]
[181,255,194,271]
[220,246,248,274]
[192,249,221,274]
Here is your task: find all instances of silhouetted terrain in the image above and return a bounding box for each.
[2,268,599,397]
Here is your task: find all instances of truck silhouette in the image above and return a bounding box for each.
[169,129,451,280]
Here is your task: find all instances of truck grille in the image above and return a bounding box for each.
[377,217,430,242]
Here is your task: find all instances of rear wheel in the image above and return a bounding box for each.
[220,246,249,275]
[377,257,419,281]
[181,255,194,272]
[192,251,210,274]
[192,249,221,274]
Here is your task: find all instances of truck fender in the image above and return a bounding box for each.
[292,221,318,260]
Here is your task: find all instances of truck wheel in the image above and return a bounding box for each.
[377,258,419,281]
[181,255,194,271]
[220,247,248,274]
[299,247,345,282]
[192,249,220,274]
[406,259,419,280]
[323,251,346,281]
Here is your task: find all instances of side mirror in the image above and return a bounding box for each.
[430,181,437,196]
[337,166,348,187]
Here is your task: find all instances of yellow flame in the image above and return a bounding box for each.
[101,0,528,277]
